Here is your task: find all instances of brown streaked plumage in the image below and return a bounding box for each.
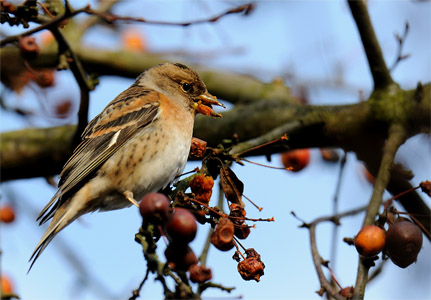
[30,63,224,270]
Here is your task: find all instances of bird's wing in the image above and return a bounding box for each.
[37,87,163,224]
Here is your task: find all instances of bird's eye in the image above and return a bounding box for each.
[181,82,193,93]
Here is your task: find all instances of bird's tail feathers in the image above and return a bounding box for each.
[28,204,79,272]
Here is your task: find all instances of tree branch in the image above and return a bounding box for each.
[353,123,407,299]
[348,0,395,91]
[298,205,368,299]
[0,3,254,47]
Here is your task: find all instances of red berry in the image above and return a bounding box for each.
[33,69,55,88]
[234,225,251,240]
[281,149,310,172]
[19,36,39,59]
[385,220,423,268]
[319,148,339,162]
[166,208,197,243]
[0,206,16,223]
[55,100,73,118]
[139,193,170,223]
[165,243,198,271]
[420,180,431,197]
[189,264,212,283]
[339,286,354,298]
[354,225,386,257]
[1,275,13,293]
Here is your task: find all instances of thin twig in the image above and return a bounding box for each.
[1,3,253,47]
[235,134,288,157]
[129,268,150,300]
[0,6,91,47]
[89,4,254,27]
[230,121,301,157]
[295,205,368,299]
[329,152,347,281]
[390,22,410,72]
[309,224,345,300]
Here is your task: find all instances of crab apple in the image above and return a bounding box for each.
[281,149,310,172]
[190,174,214,204]
[189,264,212,283]
[339,286,354,298]
[210,217,235,251]
[420,180,431,197]
[139,192,170,223]
[55,100,73,118]
[166,208,197,243]
[0,205,16,223]
[19,36,39,59]
[354,225,386,257]
[385,221,423,268]
[165,243,198,271]
[319,148,339,162]
[234,225,251,240]
[237,249,265,282]
[33,69,55,88]
[1,275,13,293]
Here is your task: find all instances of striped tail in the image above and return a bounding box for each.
[28,202,81,272]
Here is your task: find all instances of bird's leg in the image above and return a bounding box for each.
[123,190,139,207]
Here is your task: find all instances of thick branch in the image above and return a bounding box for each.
[348,0,395,90]
[0,125,75,181]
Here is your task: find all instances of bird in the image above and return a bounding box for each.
[29,62,225,270]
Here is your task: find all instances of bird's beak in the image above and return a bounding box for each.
[194,92,225,118]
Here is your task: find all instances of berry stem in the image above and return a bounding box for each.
[233,236,247,252]
[233,242,246,260]
[383,185,420,210]
[234,134,288,157]
[243,194,263,211]
[240,157,293,170]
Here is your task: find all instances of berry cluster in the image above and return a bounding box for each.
[0,0,39,28]
[354,212,423,269]
[136,167,268,291]
[138,192,210,283]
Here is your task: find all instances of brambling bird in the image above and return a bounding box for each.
[30,63,224,269]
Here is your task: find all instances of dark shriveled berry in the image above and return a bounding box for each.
[189,264,212,283]
[385,221,423,268]
[237,248,265,282]
[165,243,198,271]
[166,208,197,243]
[19,36,39,59]
[139,192,170,223]
[339,286,354,299]
[211,217,235,251]
[234,225,251,239]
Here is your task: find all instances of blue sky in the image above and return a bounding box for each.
[1,1,430,299]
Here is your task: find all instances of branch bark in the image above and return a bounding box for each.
[348,0,395,91]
